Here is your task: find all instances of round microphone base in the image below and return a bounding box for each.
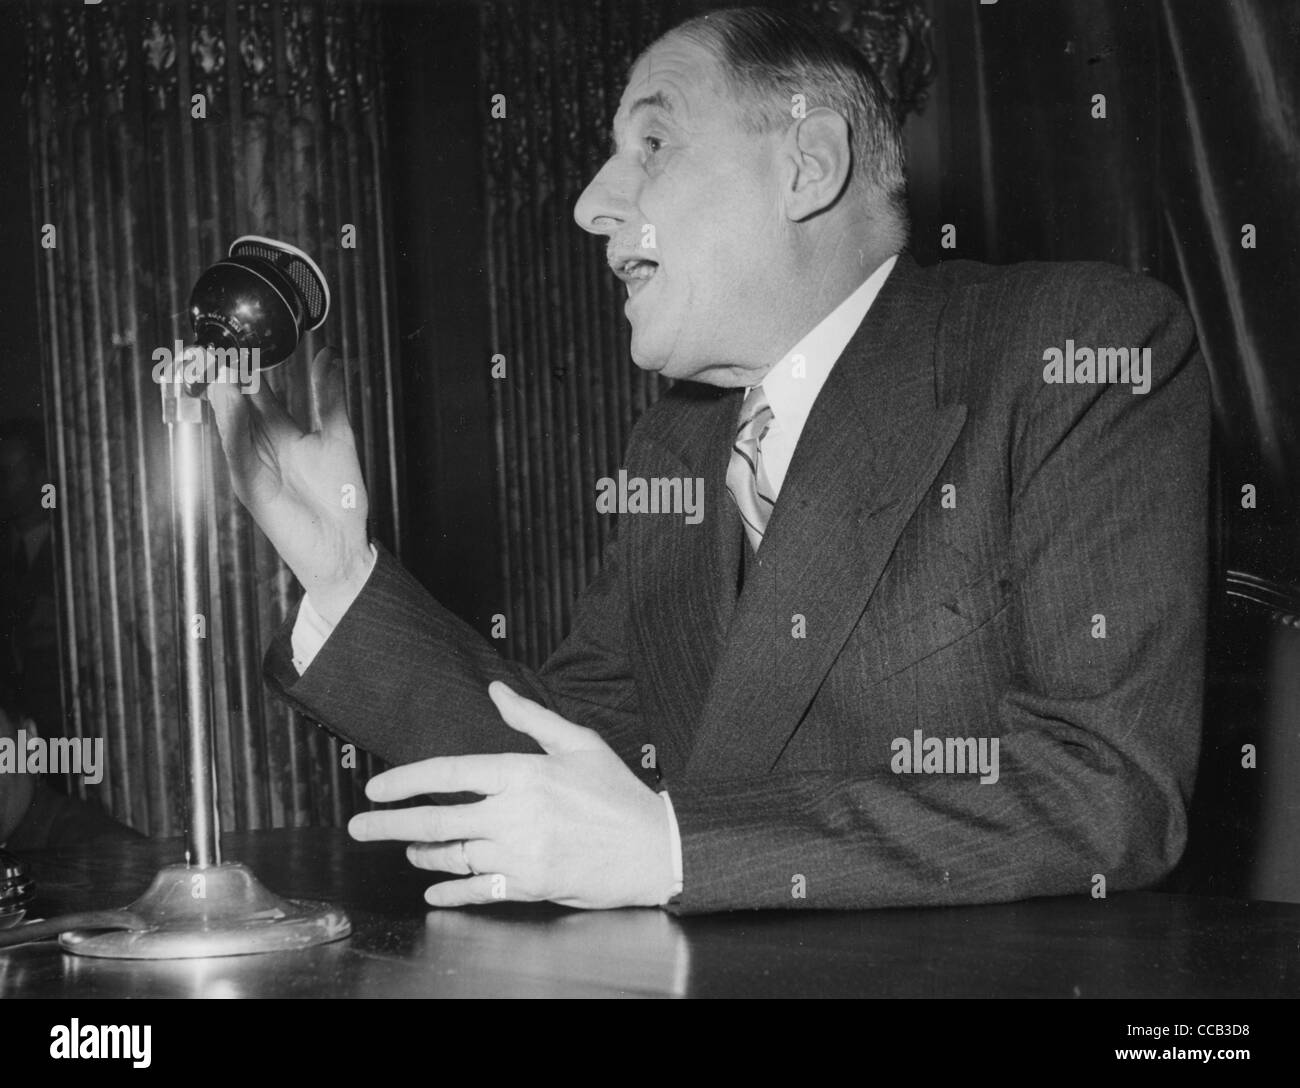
[58,862,351,960]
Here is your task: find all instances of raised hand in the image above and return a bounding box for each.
[208,348,371,624]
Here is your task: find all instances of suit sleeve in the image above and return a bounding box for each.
[264,530,649,777]
[664,274,1210,912]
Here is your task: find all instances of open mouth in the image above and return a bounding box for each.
[613,257,659,297]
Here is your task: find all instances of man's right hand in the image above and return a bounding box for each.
[208,348,371,626]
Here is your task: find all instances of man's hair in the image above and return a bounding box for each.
[662,6,908,244]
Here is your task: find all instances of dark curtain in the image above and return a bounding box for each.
[23,0,396,834]
[479,0,676,668]
[915,0,1299,577]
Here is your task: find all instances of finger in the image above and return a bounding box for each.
[245,373,304,446]
[405,839,497,876]
[207,378,252,456]
[365,754,520,802]
[309,347,354,443]
[348,803,484,844]
[425,874,514,908]
[488,681,600,755]
[406,842,472,875]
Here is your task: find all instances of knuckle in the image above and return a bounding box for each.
[421,808,443,842]
[533,819,558,870]
[505,755,541,794]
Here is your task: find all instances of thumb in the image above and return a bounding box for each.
[488,681,600,755]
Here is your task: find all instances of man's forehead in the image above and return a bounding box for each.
[614,36,723,125]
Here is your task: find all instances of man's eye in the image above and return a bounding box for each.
[644,136,664,155]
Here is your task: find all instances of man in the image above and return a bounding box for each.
[209,7,1208,913]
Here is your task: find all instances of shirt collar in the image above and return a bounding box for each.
[754,253,898,432]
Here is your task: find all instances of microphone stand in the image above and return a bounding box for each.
[54,364,351,959]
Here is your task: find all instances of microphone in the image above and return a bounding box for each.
[185,235,330,384]
[0,236,352,958]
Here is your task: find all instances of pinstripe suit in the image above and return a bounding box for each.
[266,254,1209,912]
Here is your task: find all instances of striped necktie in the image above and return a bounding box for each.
[726,385,776,553]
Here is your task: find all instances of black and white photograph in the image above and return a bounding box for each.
[0,0,1296,1050]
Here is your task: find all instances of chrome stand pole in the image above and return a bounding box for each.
[58,367,351,959]
[169,386,220,869]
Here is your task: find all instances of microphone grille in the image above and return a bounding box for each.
[228,236,330,331]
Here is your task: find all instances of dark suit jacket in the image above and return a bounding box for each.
[266,255,1209,913]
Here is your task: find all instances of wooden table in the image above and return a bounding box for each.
[2,828,1298,998]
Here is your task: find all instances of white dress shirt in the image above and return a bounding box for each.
[750,253,897,498]
[290,253,899,902]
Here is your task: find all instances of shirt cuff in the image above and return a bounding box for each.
[289,545,378,675]
[660,790,684,902]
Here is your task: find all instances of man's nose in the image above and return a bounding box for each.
[573,158,636,236]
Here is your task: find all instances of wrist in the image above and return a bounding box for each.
[299,543,374,626]
[660,785,681,904]
[650,790,684,907]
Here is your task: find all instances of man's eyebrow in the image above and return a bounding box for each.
[629,90,675,117]
[609,91,676,151]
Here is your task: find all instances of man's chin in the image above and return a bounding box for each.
[628,335,668,374]
[628,332,741,385]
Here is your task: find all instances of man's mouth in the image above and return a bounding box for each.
[613,257,660,298]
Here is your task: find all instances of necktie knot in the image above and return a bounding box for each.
[735,386,774,446]
[727,386,776,553]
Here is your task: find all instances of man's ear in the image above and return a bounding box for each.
[781,107,852,221]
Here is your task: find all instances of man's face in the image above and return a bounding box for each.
[574,36,789,385]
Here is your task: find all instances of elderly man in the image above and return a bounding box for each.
[210,7,1207,912]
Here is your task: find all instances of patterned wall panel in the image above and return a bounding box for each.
[24,0,398,834]
[481,0,679,668]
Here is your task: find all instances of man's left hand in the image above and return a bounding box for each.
[348,681,676,909]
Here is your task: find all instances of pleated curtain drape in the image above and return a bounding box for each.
[24,0,397,835]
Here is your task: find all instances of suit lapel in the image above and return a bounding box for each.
[640,383,745,635]
[624,383,742,761]
[683,256,968,780]
[706,394,745,634]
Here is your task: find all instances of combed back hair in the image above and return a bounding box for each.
[660,6,908,243]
